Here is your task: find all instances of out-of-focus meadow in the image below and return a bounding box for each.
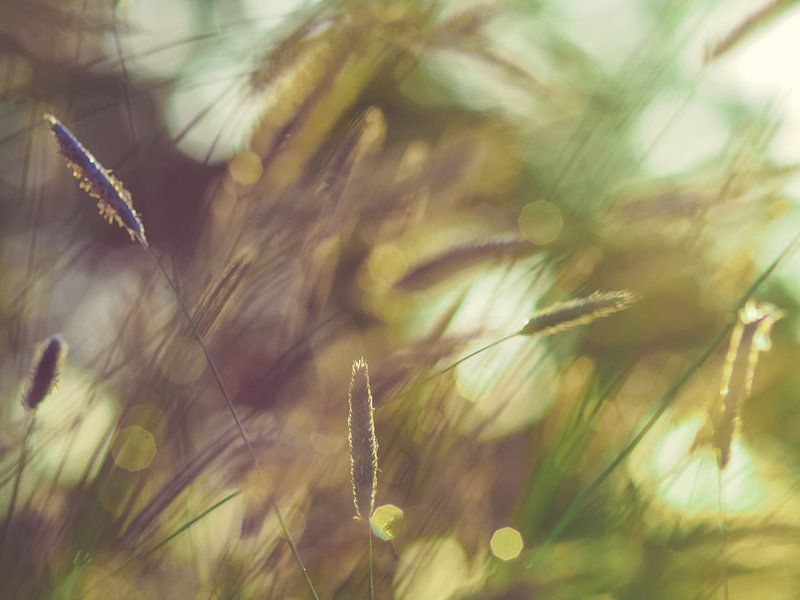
[3,0,800,598]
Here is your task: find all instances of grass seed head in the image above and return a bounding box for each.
[395,238,537,291]
[710,300,784,469]
[518,290,639,337]
[43,113,148,248]
[21,334,68,411]
[348,357,378,520]
[191,246,257,339]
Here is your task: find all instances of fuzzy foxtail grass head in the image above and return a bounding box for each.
[518,290,639,336]
[706,300,783,469]
[43,113,148,247]
[21,334,67,411]
[348,357,378,521]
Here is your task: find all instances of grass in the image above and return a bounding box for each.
[2,0,800,598]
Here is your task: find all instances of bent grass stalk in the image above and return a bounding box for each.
[44,114,319,599]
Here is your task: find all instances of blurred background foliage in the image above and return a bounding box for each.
[2,0,800,598]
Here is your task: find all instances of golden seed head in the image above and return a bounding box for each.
[518,290,638,337]
[348,357,378,520]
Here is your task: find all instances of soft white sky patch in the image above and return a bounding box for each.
[111,0,198,79]
[238,0,306,26]
[558,0,649,70]
[165,58,263,163]
[703,6,800,167]
[456,335,557,439]
[635,93,729,177]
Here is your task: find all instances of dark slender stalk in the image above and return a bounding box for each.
[146,246,320,600]
[368,519,374,600]
[0,414,36,572]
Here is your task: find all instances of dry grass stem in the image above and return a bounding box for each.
[704,0,798,64]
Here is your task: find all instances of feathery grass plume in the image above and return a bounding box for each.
[190,246,257,339]
[248,3,332,93]
[21,334,67,411]
[314,106,386,200]
[518,290,639,336]
[395,238,538,291]
[702,301,783,469]
[43,113,148,247]
[348,357,378,521]
[248,7,397,193]
[704,0,799,64]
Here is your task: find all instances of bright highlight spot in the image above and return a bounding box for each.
[490,527,524,561]
[370,504,404,541]
[519,200,563,245]
[635,95,728,176]
[366,244,408,291]
[228,150,263,185]
[112,425,157,472]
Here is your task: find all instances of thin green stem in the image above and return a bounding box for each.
[127,490,240,567]
[420,333,519,386]
[383,332,520,413]
[80,489,243,597]
[529,231,800,566]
